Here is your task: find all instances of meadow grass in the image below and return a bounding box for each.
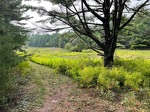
[115,49,150,59]
[28,47,150,59]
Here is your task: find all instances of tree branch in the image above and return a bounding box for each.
[119,0,149,30]
[82,0,105,22]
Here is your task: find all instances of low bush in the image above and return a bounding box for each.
[52,58,67,74]
[0,61,31,106]
[115,58,150,89]
[30,51,150,91]
[97,67,126,89]
[125,72,145,90]
[28,48,150,111]
[78,66,100,87]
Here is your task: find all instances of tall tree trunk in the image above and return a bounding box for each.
[104,49,115,67]
[104,37,117,67]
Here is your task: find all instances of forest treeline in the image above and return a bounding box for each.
[28,13,150,51]
[28,32,88,52]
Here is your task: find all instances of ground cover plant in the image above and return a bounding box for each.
[29,47,150,111]
[0,61,31,111]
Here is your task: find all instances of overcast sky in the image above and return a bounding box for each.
[21,0,149,33]
[22,0,51,31]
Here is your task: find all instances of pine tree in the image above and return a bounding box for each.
[0,0,28,93]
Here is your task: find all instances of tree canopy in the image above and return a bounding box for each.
[30,0,150,67]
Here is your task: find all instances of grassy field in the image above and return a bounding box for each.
[28,47,150,59]
[115,50,150,59]
[25,47,150,111]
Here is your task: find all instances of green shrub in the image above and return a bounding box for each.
[97,67,127,89]
[65,43,72,51]
[98,68,115,89]
[115,58,150,89]
[0,61,30,105]
[52,59,67,74]
[66,61,81,79]
[125,72,145,90]
[30,49,150,91]
[115,58,138,71]
[78,66,100,87]
[17,61,30,75]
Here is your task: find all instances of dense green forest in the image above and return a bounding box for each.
[118,12,150,49]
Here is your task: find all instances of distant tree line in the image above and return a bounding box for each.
[28,13,150,51]
[28,32,88,52]
[28,33,59,47]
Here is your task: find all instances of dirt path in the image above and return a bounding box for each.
[30,62,129,112]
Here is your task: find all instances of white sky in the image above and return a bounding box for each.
[21,0,52,31]
[21,0,149,33]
